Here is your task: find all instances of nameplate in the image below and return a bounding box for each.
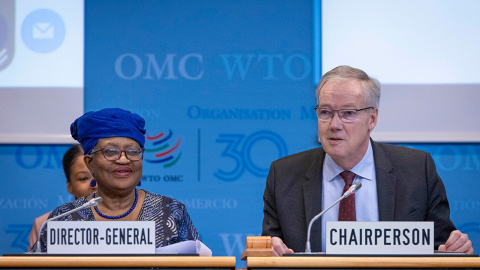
[47,221,155,254]
[326,221,434,254]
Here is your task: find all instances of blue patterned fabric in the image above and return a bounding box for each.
[70,108,146,154]
[31,190,199,252]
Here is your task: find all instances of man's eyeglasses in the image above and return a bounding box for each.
[314,106,373,123]
[90,148,145,161]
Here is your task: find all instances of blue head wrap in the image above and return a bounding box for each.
[70,108,146,154]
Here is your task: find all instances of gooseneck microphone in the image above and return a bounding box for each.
[304,182,362,253]
[34,197,103,253]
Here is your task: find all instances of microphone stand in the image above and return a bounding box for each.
[33,197,103,254]
[304,182,361,253]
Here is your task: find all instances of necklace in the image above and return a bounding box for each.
[92,189,138,219]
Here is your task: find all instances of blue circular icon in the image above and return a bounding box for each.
[0,14,7,48]
[21,9,65,53]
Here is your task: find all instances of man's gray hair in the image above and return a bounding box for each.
[315,65,381,108]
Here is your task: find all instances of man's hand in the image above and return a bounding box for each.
[438,230,474,254]
[271,236,294,256]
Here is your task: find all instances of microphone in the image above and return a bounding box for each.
[304,182,362,253]
[34,197,103,253]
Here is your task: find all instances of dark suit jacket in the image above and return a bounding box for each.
[262,140,456,252]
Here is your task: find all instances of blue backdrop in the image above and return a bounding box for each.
[1,0,479,267]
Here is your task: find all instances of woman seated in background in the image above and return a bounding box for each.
[28,144,97,250]
[31,108,200,252]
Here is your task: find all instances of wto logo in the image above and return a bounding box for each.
[144,130,182,167]
[215,130,287,181]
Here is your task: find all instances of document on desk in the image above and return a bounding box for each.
[155,240,212,256]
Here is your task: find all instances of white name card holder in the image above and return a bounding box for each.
[326,221,434,255]
[47,221,155,254]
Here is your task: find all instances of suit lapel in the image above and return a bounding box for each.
[372,141,396,221]
[303,148,325,252]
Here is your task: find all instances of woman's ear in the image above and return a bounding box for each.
[66,181,73,195]
[84,155,93,170]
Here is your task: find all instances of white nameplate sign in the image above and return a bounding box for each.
[47,221,155,254]
[326,221,434,254]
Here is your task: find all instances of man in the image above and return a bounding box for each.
[262,65,473,255]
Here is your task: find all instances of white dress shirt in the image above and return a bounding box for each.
[320,140,379,251]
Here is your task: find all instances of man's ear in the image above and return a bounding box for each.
[368,108,378,131]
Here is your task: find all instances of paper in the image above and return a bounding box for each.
[155,240,212,256]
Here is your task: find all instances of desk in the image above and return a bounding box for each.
[0,256,236,270]
[246,256,480,269]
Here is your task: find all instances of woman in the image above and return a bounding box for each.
[28,144,97,250]
[31,108,200,252]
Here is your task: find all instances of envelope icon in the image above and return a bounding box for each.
[33,22,54,39]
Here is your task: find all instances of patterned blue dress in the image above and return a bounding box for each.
[31,190,200,252]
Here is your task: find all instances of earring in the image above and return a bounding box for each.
[90,179,97,187]
[137,181,141,187]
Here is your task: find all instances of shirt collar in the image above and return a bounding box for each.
[324,140,375,182]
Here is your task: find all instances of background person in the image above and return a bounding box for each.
[31,108,200,252]
[262,65,473,256]
[28,144,97,250]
